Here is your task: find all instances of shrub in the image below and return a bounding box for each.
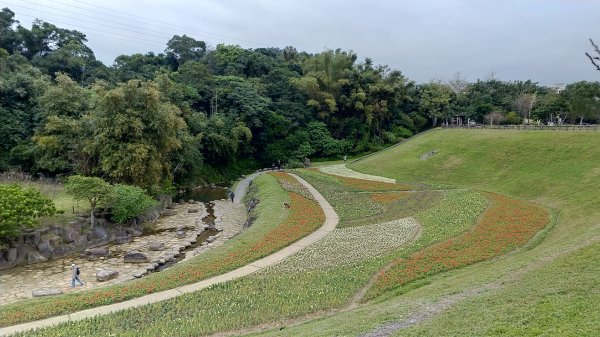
[0,184,56,238]
[111,184,157,224]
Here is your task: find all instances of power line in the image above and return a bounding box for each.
[11,12,167,49]
[70,0,267,47]
[2,1,176,41]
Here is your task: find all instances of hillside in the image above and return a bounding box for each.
[288,128,600,335]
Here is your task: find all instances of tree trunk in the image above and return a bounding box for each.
[580,116,584,125]
[90,200,96,229]
[432,116,438,127]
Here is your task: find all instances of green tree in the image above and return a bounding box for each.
[111,184,156,224]
[418,82,453,127]
[90,80,186,191]
[0,184,56,238]
[64,175,114,228]
[165,35,206,69]
[563,81,600,124]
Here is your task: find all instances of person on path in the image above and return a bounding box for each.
[71,263,84,287]
[229,190,235,202]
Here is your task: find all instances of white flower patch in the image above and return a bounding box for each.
[319,164,396,183]
[272,217,420,272]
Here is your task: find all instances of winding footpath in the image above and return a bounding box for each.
[0,173,339,337]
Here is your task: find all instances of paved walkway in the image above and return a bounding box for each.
[233,172,264,204]
[0,173,339,336]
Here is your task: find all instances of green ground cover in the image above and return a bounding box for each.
[252,129,599,336]
[0,174,300,326]
[10,169,489,336]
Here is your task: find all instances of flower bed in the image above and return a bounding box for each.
[273,217,420,272]
[270,171,314,200]
[370,192,410,204]
[0,173,324,327]
[319,164,397,183]
[370,193,549,297]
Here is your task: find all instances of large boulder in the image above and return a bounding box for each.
[7,248,17,263]
[161,210,177,217]
[52,244,74,259]
[96,269,119,282]
[27,251,48,264]
[32,288,63,297]
[62,228,78,243]
[124,251,149,263]
[37,240,54,259]
[73,235,88,250]
[84,246,109,258]
[91,226,110,242]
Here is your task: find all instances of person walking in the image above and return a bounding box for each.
[71,263,84,287]
[229,190,235,203]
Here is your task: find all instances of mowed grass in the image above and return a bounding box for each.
[252,129,599,336]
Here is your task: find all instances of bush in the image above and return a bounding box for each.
[111,184,157,224]
[0,184,56,238]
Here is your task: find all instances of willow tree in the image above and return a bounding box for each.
[91,80,186,192]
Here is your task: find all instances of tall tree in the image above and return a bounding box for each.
[563,81,600,124]
[418,82,453,127]
[165,35,206,69]
[90,80,186,191]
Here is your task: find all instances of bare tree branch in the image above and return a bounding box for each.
[587,38,600,72]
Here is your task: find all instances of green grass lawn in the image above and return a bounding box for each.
[250,129,600,336]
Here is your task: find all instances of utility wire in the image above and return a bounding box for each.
[10,12,167,49]
[70,0,266,47]
[2,1,177,41]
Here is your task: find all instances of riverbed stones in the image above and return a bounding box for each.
[176,230,186,239]
[161,210,177,216]
[96,269,119,282]
[124,251,149,263]
[133,269,147,278]
[91,226,110,242]
[84,246,109,258]
[148,242,166,251]
[113,235,132,244]
[188,208,199,213]
[32,288,63,297]
[37,240,54,259]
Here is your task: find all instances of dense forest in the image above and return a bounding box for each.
[1,7,600,192]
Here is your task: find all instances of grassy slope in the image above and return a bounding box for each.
[257,129,599,336]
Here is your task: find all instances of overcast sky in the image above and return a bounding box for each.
[3,0,600,85]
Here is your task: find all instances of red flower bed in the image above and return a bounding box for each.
[372,192,549,294]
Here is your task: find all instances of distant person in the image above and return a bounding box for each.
[343,155,347,162]
[229,191,235,203]
[71,263,84,287]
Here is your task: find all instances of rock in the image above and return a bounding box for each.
[187,200,196,204]
[85,246,109,258]
[62,228,77,243]
[176,230,186,239]
[148,242,166,251]
[206,236,215,243]
[126,228,143,237]
[91,226,110,242]
[73,235,88,250]
[164,254,174,262]
[37,240,54,259]
[7,248,17,263]
[161,210,177,217]
[178,199,185,205]
[113,235,132,244]
[32,288,63,297]
[96,269,119,282]
[146,264,156,271]
[133,270,147,278]
[158,258,166,265]
[53,244,74,258]
[27,251,48,263]
[95,218,108,227]
[166,204,176,209]
[187,208,200,213]
[23,231,41,246]
[124,251,149,263]
[69,221,83,233]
